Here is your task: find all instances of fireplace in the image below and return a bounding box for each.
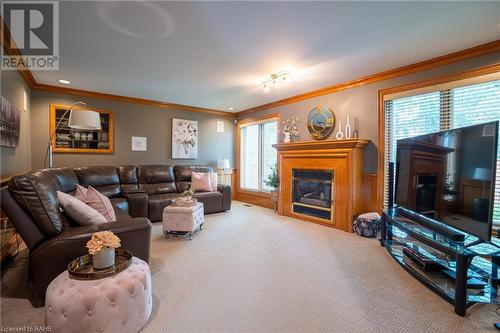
[292,169,334,220]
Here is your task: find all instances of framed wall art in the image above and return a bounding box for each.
[172,118,198,159]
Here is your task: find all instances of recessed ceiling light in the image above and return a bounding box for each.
[227,107,235,111]
[58,79,71,84]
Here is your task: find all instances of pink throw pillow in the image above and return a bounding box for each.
[209,172,218,192]
[74,184,87,202]
[85,186,116,222]
[191,172,212,192]
[57,191,107,225]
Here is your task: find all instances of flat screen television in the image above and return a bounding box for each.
[395,121,498,242]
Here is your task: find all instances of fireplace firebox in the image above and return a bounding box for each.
[292,169,334,220]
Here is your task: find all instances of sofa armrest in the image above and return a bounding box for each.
[217,184,231,211]
[122,192,148,218]
[30,217,151,299]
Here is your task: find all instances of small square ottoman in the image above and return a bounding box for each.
[163,202,204,240]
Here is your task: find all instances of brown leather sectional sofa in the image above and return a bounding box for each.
[1,164,231,301]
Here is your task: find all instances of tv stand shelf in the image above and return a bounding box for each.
[381,208,500,316]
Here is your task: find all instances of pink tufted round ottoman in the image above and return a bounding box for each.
[45,257,152,333]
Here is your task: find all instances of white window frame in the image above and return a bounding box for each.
[238,116,278,193]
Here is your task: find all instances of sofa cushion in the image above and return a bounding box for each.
[73,166,121,198]
[110,197,129,215]
[8,168,77,237]
[118,165,139,193]
[174,165,213,193]
[147,193,180,222]
[137,165,177,195]
[192,191,223,214]
[57,191,108,226]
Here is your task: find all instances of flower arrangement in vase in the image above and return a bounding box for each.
[181,187,194,201]
[86,231,121,269]
[281,117,299,143]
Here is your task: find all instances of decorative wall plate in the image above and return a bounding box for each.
[307,106,335,140]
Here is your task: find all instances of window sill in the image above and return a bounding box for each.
[238,188,271,198]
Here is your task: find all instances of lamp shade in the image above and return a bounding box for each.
[474,167,491,181]
[68,110,101,130]
[217,159,230,169]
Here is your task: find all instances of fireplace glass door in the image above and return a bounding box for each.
[292,169,334,220]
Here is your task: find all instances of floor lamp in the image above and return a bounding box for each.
[46,102,102,168]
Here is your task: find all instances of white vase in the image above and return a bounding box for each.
[284,132,291,143]
[345,114,352,139]
[93,247,115,269]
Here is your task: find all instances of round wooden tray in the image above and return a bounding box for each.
[68,249,133,280]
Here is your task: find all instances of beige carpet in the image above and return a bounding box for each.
[1,201,499,332]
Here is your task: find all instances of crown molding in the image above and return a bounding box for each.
[32,84,233,117]
[0,16,232,117]
[236,40,500,117]
[1,17,37,88]
[2,11,497,119]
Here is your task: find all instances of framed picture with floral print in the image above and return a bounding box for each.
[172,118,198,159]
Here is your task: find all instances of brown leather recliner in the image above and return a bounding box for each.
[2,167,152,301]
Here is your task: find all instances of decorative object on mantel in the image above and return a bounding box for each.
[86,231,121,270]
[264,163,280,213]
[281,117,299,143]
[353,117,359,138]
[335,120,344,140]
[172,118,198,159]
[131,136,147,151]
[307,105,335,140]
[0,95,21,148]
[345,114,352,139]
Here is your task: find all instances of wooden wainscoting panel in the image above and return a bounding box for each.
[235,191,274,209]
[361,174,379,213]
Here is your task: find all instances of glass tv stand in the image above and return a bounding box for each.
[381,208,500,316]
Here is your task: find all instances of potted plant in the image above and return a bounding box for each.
[265,164,280,209]
[86,231,121,269]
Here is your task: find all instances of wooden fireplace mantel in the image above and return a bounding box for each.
[273,139,370,151]
[273,139,371,232]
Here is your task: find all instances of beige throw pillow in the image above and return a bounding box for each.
[57,191,107,225]
[191,172,212,192]
[85,186,116,222]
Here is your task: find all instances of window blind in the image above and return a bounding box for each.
[384,78,500,226]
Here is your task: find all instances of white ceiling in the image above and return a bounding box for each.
[33,1,500,112]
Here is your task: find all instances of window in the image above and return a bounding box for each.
[384,78,500,225]
[240,118,277,192]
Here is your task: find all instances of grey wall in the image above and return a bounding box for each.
[0,70,31,177]
[237,53,500,174]
[30,90,235,170]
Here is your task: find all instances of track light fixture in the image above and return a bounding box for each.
[262,71,290,90]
